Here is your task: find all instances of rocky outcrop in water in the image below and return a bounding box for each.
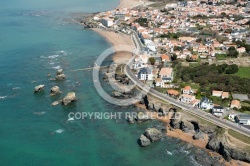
[139,134,151,147]
[138,127,164,147]
[55,69,66,80]
[144,128,164,142]
[50,86,61,96]
[62,92,76,105]
[34,85,45,93]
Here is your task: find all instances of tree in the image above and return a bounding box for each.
[171,54,177,61]
[227,46,239,57]
[148,57,156,65]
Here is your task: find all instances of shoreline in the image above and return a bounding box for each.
[88,2,250,166]
[91,27,250,166]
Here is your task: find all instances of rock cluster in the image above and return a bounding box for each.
[56,69,66,80]
[139,128,164,147]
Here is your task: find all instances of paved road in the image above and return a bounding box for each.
[124,64,250,137]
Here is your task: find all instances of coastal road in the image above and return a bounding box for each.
[124,64,250,137]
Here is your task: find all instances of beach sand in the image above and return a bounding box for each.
[92,28,135,64]
[118,0,147,9]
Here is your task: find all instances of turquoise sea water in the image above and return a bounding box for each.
[0,1,199,165]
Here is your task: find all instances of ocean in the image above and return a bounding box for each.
[0,0,199,165]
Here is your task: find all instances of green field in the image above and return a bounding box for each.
[234,67,250,79]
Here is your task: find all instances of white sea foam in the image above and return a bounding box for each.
[166,150,173,156]
[48,55,59,59]
[55,129,64,133]
[0,96,7,99]
[12,87,21,90]
[52,65,61,70]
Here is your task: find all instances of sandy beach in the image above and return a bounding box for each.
[118,0,147,9]
[92,28,135,64]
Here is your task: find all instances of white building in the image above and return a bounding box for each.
[159,67,174,83]
[100,18,113,27]
[236,114,250,125]
[212,106,224,117]
[199,97,213,110]
[179,94,195,104]
[138,67,154,81]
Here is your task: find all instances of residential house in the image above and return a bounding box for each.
[212,90,223,97]
[159,67,173,82]
[182,86,193,94]
[230,100,241,109]
[161,54,170,62]
[199,96,213,110]
[138,67,154,81]
[222,92,229,99]
[212,105,224,117]
[155,78,164,87]
[190,99,200,107]
[236,114,250,125]
[179,94,195,104]
[167,89,180,97]
[212,90,229,99]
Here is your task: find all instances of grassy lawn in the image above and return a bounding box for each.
[228,129,250,145]
[189,62,200,67]
[234,67,250,79]
[180,83,200,89]
[154,87,167,93]
[215,54,227,60]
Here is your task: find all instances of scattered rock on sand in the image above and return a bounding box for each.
[62,92,76,105]
[139,134,151,147]
[34,85,45,93]
[50,86,61,96]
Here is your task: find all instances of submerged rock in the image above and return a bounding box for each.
[34,85,45,93]
[51,100,60,106]
[144,128,164,142]
[50,86,61,96]
[62,92,76,105]
[139,134,151,147]
[127,116,135,124]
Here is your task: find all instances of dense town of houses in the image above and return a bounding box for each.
[91,0,250,125]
